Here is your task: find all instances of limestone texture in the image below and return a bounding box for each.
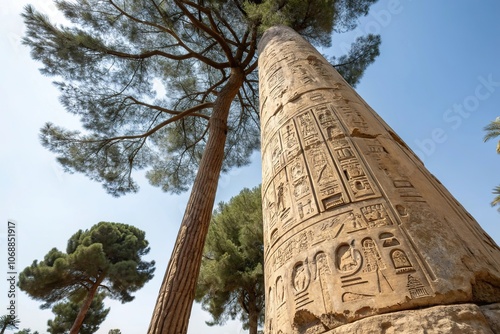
[258,26,500,334]
[481,303,500,333]
[325,303,496,334]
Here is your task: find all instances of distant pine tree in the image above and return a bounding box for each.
[196,185,264,334]
[19,222,155,334]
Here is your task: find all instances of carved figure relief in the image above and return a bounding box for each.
[337,241,362,274]
[271,134,283,173]
[361,204,392,227]
[343,212,366,232]
[293,260,311,294]
[276,182,286,211]
[290,159,304,180]
[326,123,344,140]
[282,122,300,160]
[276,276,285,305]
[342,161,364,179]
[267,287,274,330]
[362,238,386,272]
[274,171,292,223]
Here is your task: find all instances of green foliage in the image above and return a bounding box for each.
[492,185,500,209]
[484,116,500,153]
[483,117,500,210]
[15,329,39,334]
[108,330,122,334]
[244,0,376,46]
[331,34,381,87]
[195,186,264,331]
[22,0,380,196]
[47,292,109,334]
[0,315,19,334]
[19,222,155,308]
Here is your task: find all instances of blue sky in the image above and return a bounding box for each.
[1,0,499,333]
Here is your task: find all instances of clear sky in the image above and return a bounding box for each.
[1,0,499,333]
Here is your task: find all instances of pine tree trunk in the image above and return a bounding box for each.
[148,68,245,334]
[69,274,105,334]
[247,290,259,334]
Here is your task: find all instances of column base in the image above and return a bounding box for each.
[323,303,500,334]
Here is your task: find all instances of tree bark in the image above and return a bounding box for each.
[148,68,245,334]
[69,273,105,334]
[247,291,259,334]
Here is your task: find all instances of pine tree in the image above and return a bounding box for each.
[19,222,155,334]
[196,186,264,334]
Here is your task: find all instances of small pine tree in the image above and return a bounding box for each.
[196,186,264,334]
[19,222,155,334]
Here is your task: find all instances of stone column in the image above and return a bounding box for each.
[258,26,500,334]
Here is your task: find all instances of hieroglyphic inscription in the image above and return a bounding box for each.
[256,27,487,333]
[362,238,386,272]
[266,201,435,314]
[273,230,314,270]
[315,252,334,314]
[407,274,430,299]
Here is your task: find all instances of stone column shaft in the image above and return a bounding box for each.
[258,26,500,334]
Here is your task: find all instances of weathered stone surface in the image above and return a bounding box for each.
[481,303,500,333]
[325,303,495,334]
[258,26,500,334]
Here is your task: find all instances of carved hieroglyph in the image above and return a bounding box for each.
[259,26,500,334]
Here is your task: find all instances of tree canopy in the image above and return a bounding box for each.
[23,0,379,197]
[196,185,264,334]
[15,329,39,334]
[19,222,155,333]
[108,330,122,334]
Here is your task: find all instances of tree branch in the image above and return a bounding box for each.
[173,0,237,66]
[124,96,211,120]
[107,0,230,69]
